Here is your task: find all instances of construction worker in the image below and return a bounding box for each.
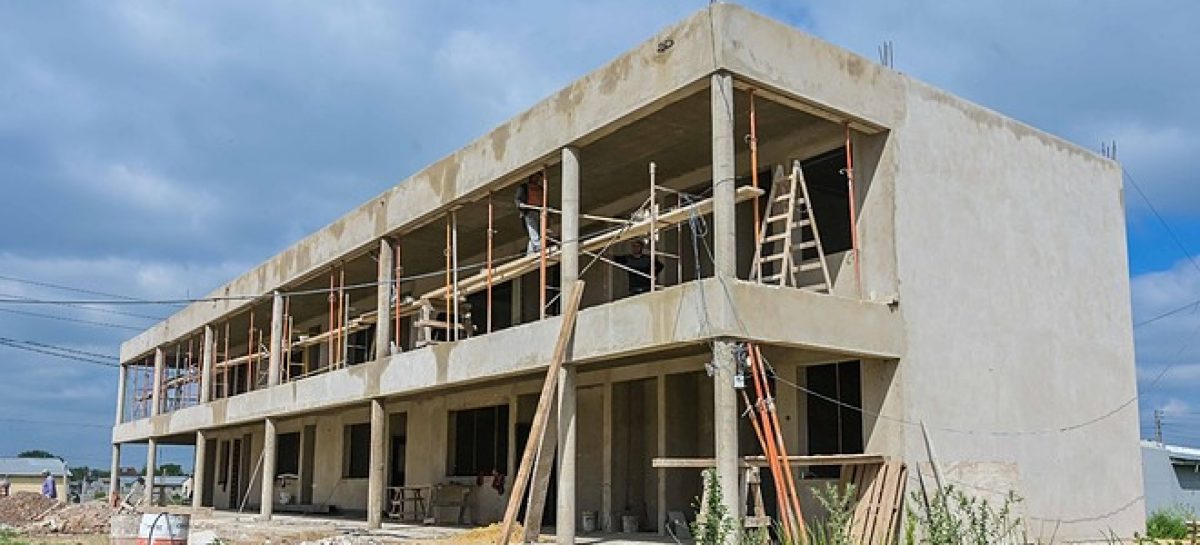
[40,469,57,499]
[515,172,547,255]
[0,474,9,497]
[615,239,664,295]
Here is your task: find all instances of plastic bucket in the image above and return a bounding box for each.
[581,511,597,533]
[136,513,190,545]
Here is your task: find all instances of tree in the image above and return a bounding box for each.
[158,463,184,477]
[18,450,57,458]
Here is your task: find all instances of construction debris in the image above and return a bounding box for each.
[0,491,58,526]
[0,493,115,536]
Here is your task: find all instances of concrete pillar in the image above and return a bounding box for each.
[109,443,121,501]
[192,431,207,508]
[267,291,284,387]
[115,363,128,424]
[199,326,214,404]
[376,238,394,359]
[557,145,580,545]
[711,71,737,277]
[145,438,157,506]
[367,398,387,529]
[260,418,277,520]
[151,348,164,416]
[711,71,741,542]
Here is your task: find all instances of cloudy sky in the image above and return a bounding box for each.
[0,1,1197,472]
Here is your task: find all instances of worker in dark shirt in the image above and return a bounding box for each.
[514,172,547,255]
[615,239,664,295]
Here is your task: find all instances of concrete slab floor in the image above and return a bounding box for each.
[183,512,678,545]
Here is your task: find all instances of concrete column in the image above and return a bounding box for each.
[557,145,580,545]
[145,438,157,505]
[115,363,128,424]
[260,418,277,520]
[199,326,214,404]
[192,431,207,508]
[711,70,737,278]
[267,291,284,387]
[711,71,741,543]
[376,238,394,359]
[109,443,121,501]
[711,341,740,539]
[151,348,164,416]
[367,398,387,529]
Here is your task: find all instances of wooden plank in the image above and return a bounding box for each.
[497,280,586,545]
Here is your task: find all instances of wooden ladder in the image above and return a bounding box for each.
[750,160,833,293]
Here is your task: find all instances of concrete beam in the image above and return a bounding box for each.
[557,145,580,544]
[200,326,214,404]
[115,363,128,425]
[192,431,207,509]
[376,238,395,359]
[109,443,120,502]
[151,348,164,417]
[260,418,277,520]
[145,438,157,506]
[367,399,387,529]
[268,292,284,388]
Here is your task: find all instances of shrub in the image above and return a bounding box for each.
[691,469,736,545]
[905,485,1024,545]
[1145,506,1191,540]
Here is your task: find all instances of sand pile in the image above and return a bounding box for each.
[0,492,58,525]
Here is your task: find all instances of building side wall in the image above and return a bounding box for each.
[1142,446,1200,515]
[880,79,1141,538]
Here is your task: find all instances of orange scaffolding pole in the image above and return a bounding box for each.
[487,194,494,334]
[749,89,761,245]
[845,123,862,296]
[539,167,548,319]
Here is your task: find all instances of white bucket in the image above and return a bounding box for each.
[581,511,597,533]
[136,513,190,545]
[621,514,638,533]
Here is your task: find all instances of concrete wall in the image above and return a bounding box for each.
[868,78,1142,539]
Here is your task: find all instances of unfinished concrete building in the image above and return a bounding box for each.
[110,5,1143,542]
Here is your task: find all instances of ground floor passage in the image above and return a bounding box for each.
[136,350,881,533]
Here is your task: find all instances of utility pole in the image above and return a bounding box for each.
[1154,409,1164,445]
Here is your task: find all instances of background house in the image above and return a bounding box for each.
[1142,440,1200,516]
[0,457,69,497]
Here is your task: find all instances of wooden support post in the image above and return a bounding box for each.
[223,322,230,398]
[328,271,336,369]
[845,123,862,296]
[749,89,761,246]
[649,162,657,293]
[497,280,586,545]
[394,237,403,352]
[487,194,494,334]
[339,267,346,368]
[451,208,460,341]
[445,216,452,340]
[539,169,549,319]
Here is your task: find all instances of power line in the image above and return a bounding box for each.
[0,337,117,361]
[1123,168,1200,275]
[0,338,119,368]
[0,291,162,322]
[0,273,155,302]
[0,307,142,331]
[1134,297,1200,328]
[0,416,110,429]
